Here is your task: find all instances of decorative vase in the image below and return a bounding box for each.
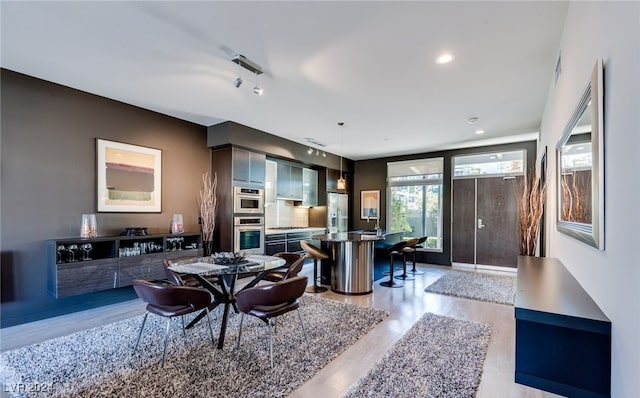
[80,214,97,238]
[171,214,184,234]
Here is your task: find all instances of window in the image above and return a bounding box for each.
[387,158,443,251]
[453,150,525,178]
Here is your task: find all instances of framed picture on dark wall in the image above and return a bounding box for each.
[360,190,380,219]
[96,139,162,212]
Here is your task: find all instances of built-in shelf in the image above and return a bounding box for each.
[47,233,202,297]
[515,255,611,398]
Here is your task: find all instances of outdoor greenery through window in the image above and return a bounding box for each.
[387,158,443,251]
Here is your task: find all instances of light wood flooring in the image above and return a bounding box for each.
[0,263,562,398]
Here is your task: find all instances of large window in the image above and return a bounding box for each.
[387,158,443,251]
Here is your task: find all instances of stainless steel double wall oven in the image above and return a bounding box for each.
[233,187,265,254]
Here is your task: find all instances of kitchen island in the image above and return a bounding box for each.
[312,232,384,295]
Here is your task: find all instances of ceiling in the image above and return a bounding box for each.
[1,1,568,160]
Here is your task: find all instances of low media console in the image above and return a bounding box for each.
[515,255,611,398]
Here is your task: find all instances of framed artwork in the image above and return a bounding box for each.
[360,190,380,219]
[96,139,162,212]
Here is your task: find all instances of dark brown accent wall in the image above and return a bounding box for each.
[0,69,210,327]
[353,140,537,266]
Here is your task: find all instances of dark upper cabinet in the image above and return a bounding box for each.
[276,162,303,200]
[233,148,265,186]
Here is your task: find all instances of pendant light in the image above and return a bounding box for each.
[337,122,346,191]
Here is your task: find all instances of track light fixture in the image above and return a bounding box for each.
[307,146,327,157]
[232,54,263,94]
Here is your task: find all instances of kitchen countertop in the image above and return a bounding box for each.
[311,232,385,242]
[265,227,326,235]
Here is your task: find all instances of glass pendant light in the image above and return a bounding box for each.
[337,122,346,190]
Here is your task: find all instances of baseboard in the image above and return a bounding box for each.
[452,262,517,274]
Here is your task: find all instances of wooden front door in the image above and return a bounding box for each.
[452,176,521,268]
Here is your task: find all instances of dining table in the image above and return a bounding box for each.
[167,254,286,349]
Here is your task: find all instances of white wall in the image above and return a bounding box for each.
[539,2,640,397]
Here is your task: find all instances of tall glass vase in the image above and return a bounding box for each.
[80,214,97,238]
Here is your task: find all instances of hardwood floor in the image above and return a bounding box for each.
[0,263,562,398]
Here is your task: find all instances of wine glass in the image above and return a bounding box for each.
[177,237,184,251]
[68,244,78,262]
[81,243,92,260]
[56,245,66,263]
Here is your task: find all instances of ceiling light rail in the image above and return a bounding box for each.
[232,54,263,95]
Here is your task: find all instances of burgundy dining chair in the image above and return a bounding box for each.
[133,279,215,367]
[235,275,308,368]
[262,252,305,283]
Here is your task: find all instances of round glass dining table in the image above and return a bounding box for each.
[167,254,286,349]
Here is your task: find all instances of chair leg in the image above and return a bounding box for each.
[395,253,415,281]
[134,312,149,351]
[408,251,424,275]
[205,308,215,345]
[380,255,403,288]
[161,317,171,367]
[181,315,186,336]
[268,318,274,369]
[297,308,309,348]
[306,259,328,293]
[236,313,245,349]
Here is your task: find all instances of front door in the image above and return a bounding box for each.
[452,176,521,268]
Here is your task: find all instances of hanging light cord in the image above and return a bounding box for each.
[339,122,344,179]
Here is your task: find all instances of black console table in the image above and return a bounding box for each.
[515,256,611,398]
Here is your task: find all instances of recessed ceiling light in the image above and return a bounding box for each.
[436,53,455,64]
[467,117,478,124]
[475,130,485,135]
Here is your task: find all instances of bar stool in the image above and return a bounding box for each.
[395,238,418,281]
[408,236,427,275]
[300,240,328,293]
[380,240,407,288]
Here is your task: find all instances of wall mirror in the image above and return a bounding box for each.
[556,60,604,250]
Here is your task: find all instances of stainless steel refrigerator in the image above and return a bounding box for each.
[327,192,348,233]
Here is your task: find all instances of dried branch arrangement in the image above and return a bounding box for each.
[560,170,591,223]
[198,171,217,255]
[517,173,547,256]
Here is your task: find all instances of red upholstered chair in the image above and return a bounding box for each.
[262,252,305,283]
[235,275,308,368]
[133,279,215,367]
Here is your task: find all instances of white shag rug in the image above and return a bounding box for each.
[425,270,516,305]
[0,295,387,398]
[344,313,491,398]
